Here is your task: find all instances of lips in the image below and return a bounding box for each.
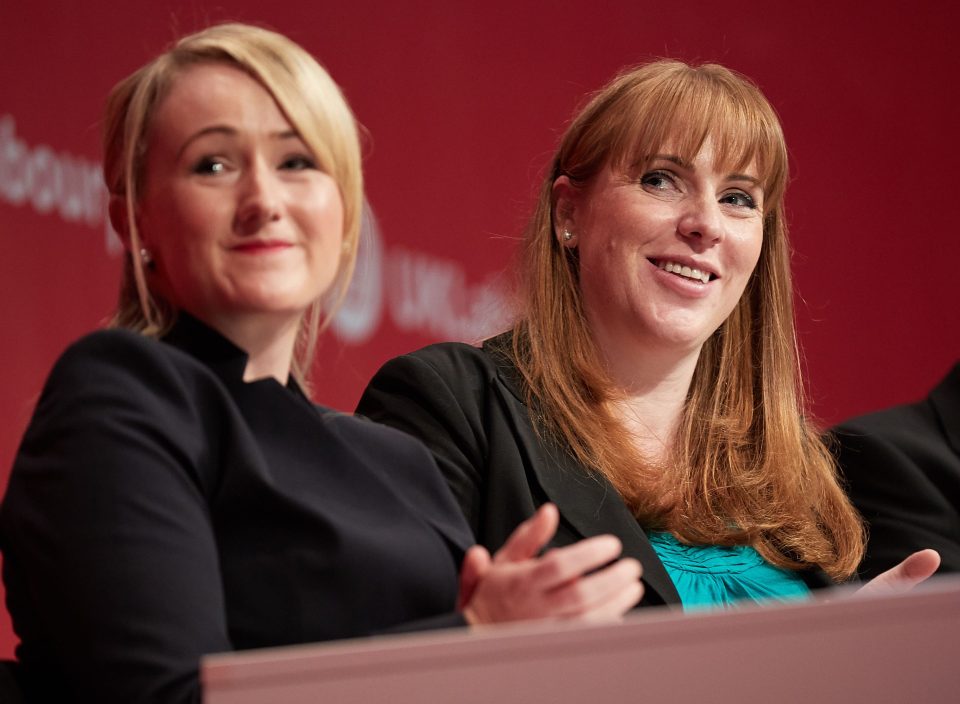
[650,258,716,284]
[231,240,294,253]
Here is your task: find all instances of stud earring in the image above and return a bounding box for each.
[140,248,154,268]
[563,229,573,242]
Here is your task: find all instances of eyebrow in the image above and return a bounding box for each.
[176,126,302,159]
[649,153,762,188]
[651,154,688,168]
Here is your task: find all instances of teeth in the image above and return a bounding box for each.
[658,260,711,284]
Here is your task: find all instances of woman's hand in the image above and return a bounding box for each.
[458,504,644,625]
[855,549,941,596]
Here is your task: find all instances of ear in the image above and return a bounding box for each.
[552,175,580,248]
[108,194,134,250]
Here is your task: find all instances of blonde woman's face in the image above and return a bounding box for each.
[560,138,764,359]
[136,62,344,330]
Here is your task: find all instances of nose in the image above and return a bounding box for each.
[677,194,724,248]
[235,159,282,235]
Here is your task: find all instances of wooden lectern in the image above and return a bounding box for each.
[203,577,960,703]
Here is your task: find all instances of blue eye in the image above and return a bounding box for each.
[641,170,675,190]
[192,158,226,175]
[721,191,757,209]
[281,155,317,170]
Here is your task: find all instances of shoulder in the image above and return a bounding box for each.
[42,329,169,402]
[373,333,521,393]
[392,340,496,377]
[834,365,960,443]
[9,329,233,515]
[830,397,957,489]
[52,327,159,373]
[356,342,504,471]
[50,328,211,388]
[365,340,500,404]
[33,328,229,436]
[832,399,939,452]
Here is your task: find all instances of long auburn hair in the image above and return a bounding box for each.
[502,60,864,580]
[102,23,363,390]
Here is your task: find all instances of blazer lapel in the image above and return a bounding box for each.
[528,424,681,607]
[487,343,680,606]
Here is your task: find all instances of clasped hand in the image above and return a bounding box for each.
[458,504,644,625]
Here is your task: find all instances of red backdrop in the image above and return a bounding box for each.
[1,0,958,658]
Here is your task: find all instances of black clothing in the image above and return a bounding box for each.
[357,337,835,611]
[1,315,472,703]
[833,363,960,579]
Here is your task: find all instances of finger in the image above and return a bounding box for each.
[858,549,941,595]
[542,557,642,617]
[493,503,560,564]
[458,545,492,611]
[898,549,942,582]
[527,535,625,589]
[579,579,645,622]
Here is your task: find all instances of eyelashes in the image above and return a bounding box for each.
[640,170,759,210]
[279,155,318,171]
[640,170,675,191]
[720,191,758,209]
[192,157,227,175]
[190,154,319,175]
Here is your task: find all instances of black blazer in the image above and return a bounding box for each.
[832,362,960,579]
[0,315,473,704]
[357,337,834,610]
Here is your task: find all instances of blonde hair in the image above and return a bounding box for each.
[103,23,363,387]
[504,60,864,580]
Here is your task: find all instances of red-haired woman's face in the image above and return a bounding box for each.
[136,62,344,332]
[557,138,763,363]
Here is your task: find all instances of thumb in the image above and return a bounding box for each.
[493,503,559,564]
[458,545,491,610]
[858,549,941,595]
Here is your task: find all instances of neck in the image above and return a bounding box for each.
[204,311,301,384]
[592,326,703,464]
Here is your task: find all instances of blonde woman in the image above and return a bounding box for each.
[0,25,642,703]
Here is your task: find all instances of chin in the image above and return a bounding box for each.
[235,281,325,310]
[226,293,313,318]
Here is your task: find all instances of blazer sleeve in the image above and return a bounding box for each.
[1,332,230,704]
[356,348,490,536]
[833,417,960,579]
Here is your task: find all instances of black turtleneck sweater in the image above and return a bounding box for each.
[1,315,472,703]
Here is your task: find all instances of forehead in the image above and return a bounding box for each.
[652,136,760,176]
[148,63,292,149]
[626,123,761,168]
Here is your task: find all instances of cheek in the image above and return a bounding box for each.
[299,204,345,296]
[140,185,213,248]
[139,192,223,297]
[734,224,764,277]
[305,189,345,251]
[750,234,764,272]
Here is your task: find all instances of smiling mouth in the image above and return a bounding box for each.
[651,259,715,284]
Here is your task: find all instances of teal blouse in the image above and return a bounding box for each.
[647,531,811,611]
